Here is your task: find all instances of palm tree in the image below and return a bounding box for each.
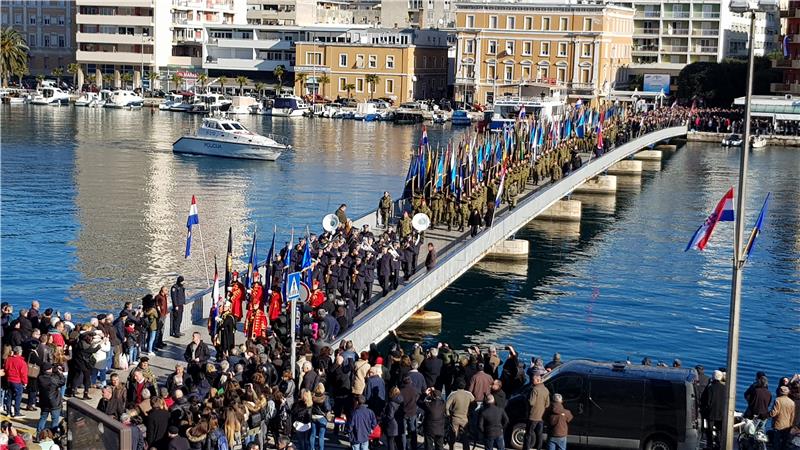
[171,73,184,91]
[0,27,29,87]
[102,74,112,89]
[365,74,380,100]
[67,63,80,88]
[121,72,133,90]
[51,67,64,87]
[218,75,227,94]
[197,73,208,92]
[255,82,266,99]
[35,74,44,89]
[13,65,28,87]
[147,71,158,91]
[295,72,307,95]
[318,74,330,100]
[344,83,355,99]
[274,65,285,90]
[235,75,249,95]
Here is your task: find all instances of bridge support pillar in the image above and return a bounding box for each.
[608,160,642,175]
[634,150,663,161]
[485,239,529,261]
[401,310,443,328]
[573,175,617,195]
[655,144,677,151]
[536,199,581,222]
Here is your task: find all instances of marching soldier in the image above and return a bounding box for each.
[378,192,393,228]
[507,179,519,209]
[446,193,457,232]
[399,211,413,240]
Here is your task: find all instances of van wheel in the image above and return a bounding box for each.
[508,422,527,450]
[645,436,675,450]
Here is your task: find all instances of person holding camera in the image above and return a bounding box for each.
[421,388,447,450]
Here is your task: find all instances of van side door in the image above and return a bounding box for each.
[546,374,589,446]
[587,376,644,448]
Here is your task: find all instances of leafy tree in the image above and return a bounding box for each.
[121,72,133,90]
[171,73,184,91]
[36,74,45,88]
[147,71,159,91]
[102,74,112,89]
[677,57,780,106]
[14,65,28,87]
[255,82,266,98]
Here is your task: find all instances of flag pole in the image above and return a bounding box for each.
[196,222,211,288]
[289,227,297,379]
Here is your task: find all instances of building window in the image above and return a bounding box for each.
[29,16,36,25]
[560,17,568,30]
[522,65,531,80]
[386,55,395,69]
[583,18,592,31]
[422,55,427,68]
[339,77,347,92]
[582,43,592,57]
[486,63,496,81]
[28,34,36,47]
[504,64,513,81]
[58,16,65,25]
[305,52,321,65]
[506,16,515,30]
[58,35,65,48]
[488,40,497,55]
[557,66,567,82]
[356,78,364,92]
[465,39,474,54]
[558,42,568,57]
[14,13,22,24]
[466,15,475,28]
[505,40,514,55]
[542,17,550,30]
[43,16,51,25]
[339,53,347,67]
[523,41,532,56]
[524,16,532,30]
[356,54,364,68]
[540,42,550,56]
[368,54,377,68]
[386,78,394,94]
[43,35,51,47]
[581,67,591,83]
[489,15,497,29]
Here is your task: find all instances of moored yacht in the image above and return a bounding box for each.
[270,95,309,117]
[105,90,144,108]
[172,117,289,161]
[30,86,70,105]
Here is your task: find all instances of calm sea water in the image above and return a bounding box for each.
[1,105,798,405]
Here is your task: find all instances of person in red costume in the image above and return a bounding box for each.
[244,296,268,341]
[250,272,264,311]
[268,290,282,322]
[309,280,326,309]
[228,271,246,321]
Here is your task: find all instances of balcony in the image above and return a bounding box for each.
[693,12,721,19]
[76,49,154,65]
[169,55,203,68]
[455,76,476,85]
[663,45,689,52]
[79,0,151,6]
[173,0,235,10]
[664,11,690,18]
[634,10,661,18]
[76,13,153,27]
[633,28,660,36]
[633,45,659,53]
[692,46,718,53]
[770,82,800,94]
[203,56,288,72]
[772,59,800,69]
[692,28,720,36]
[779,8,800,18]
[76,32,149,46]
[569,82,596,92]
[663,28,690,36]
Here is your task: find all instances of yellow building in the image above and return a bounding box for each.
[294,28,449,103]
[0,2,76,77]
[453,1,634,105]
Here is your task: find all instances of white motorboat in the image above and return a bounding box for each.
[30,86,70,105]
[750,135,767,149]
[228,96,258,115]
[721,133,743,147]
[0,88,29,104]
[270,95,309,117]
[172,117,289,161]
[105,90,144,108]
[189,93,231,114]
[75,92,100,107]
[159,93,190,111]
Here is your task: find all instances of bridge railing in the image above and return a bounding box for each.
[335,126,688,350]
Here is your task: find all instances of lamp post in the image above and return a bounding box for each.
[312,37,320,105]
[141,29,152,92]
[722,1,778,449]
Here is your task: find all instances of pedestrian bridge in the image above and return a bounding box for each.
[166,126,688,352]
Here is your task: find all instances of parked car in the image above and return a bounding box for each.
[504,360,699,450]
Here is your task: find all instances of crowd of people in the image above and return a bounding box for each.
[1,105,797,450]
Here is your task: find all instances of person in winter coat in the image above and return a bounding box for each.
[743,373,772,419]
[4,346,28,417]
[479,394,509,450]
[352,352,371,396]
[546,394,573,450]
[770,386,796,450]
[421,388,447,450]
[445,379,474,450]
[700,370,727,450]
[145,397,171,447]
[292,390,314,450]
[310,383,331,450]
[91,331,112,389]
[523,374,550,450]
[36,362,65,434]
[67,332,100,399]
[400,376,421,450]
[382,387,405,450]
[348,395,378,450]
[364,368,387,417]
[420,348,443,389]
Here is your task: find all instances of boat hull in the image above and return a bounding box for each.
[172,137,282,161]
[270,108,305,117]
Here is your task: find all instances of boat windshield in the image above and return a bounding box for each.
[495,105,542,119]
[220,122,234,130]
[229,122,246,131]
[273,97,297,109]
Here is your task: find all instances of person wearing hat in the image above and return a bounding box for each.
[229,272,246,321]
[35,362,65,434]
[170,275,186,338]
[700,370,726,450]
[770,385,795,450]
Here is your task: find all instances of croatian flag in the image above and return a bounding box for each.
[185,195,199,258]
[685,188,735,251]
[421,126,429,147]
[518,106,526,120]
[495,166,507,209]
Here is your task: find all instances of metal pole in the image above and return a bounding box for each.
[721,9,756,450]
[290,295,297,378]
[196,223,211,288]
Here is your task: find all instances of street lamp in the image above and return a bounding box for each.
[141,29,152,92]
[312,37,320,105]
[722,1,778,449]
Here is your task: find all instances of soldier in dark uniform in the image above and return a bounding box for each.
[351,257,366,310]
[390,242,402,289]
[363,252,376,306]
[170,276,186,338]
[468,207,482,237]
[378,246,392,297]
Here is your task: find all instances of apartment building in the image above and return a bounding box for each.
[0,0,76,77]
[452,1,633,106]
[75,0,245,90]
[294,28,449,102]
[772,0,800,95]
[381,0,456,29]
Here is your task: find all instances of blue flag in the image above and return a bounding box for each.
[246,228,257,289]
[301,234,313,287]
[744,193,770,260]
[264,230,275,297]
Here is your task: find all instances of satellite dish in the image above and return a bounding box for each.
[412,213,431,231]
[322,214,340,232]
